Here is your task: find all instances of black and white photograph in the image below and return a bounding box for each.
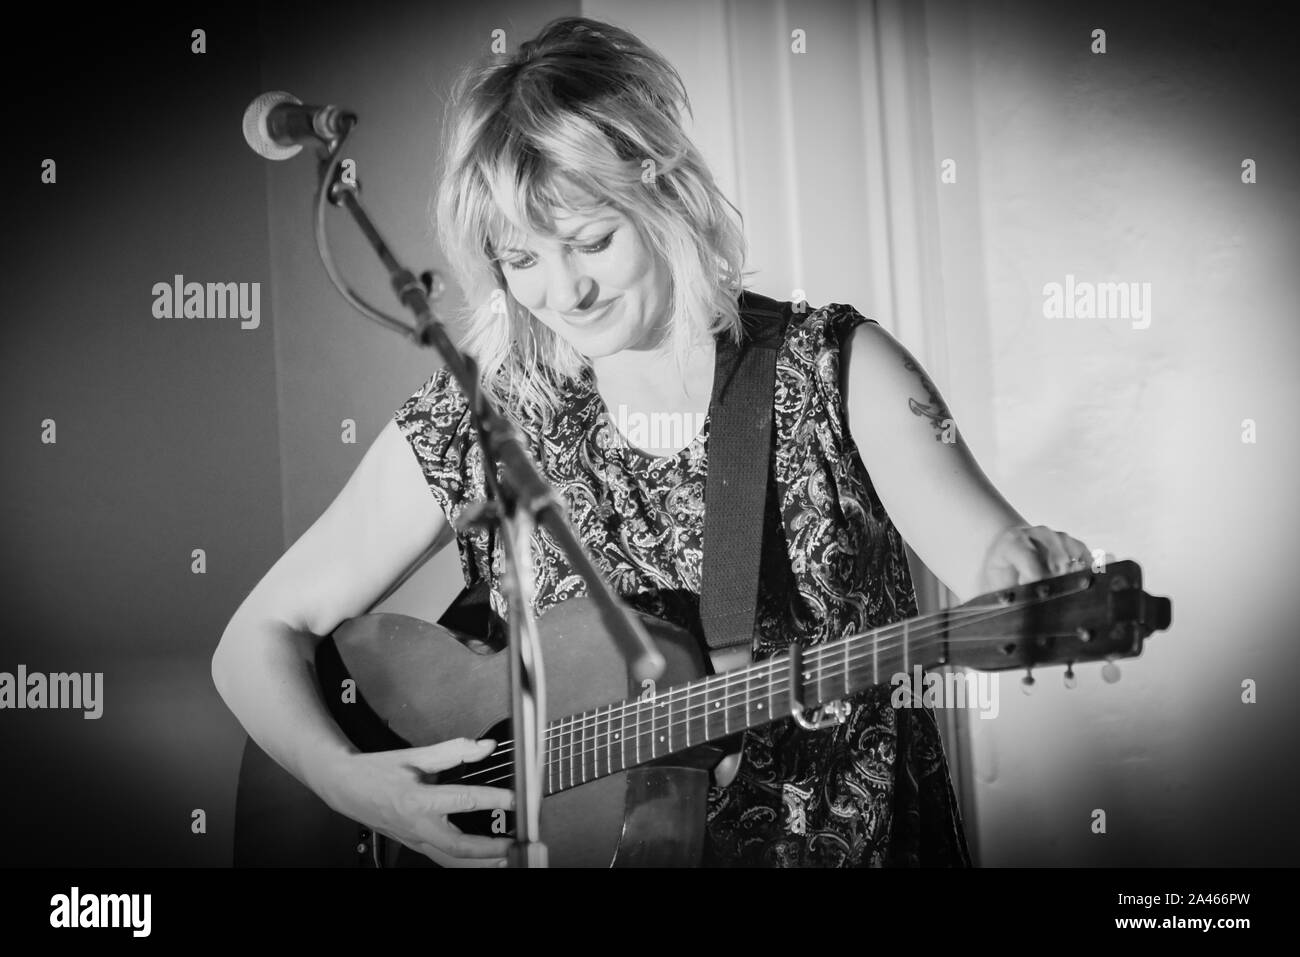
[1,0,1294,939]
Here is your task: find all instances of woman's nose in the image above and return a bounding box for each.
[547,262,598,314]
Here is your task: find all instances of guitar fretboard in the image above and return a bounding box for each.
[540,615,948,795]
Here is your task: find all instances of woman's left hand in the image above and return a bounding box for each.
[976,524,1098,595]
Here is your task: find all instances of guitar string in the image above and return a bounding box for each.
[448,588,1087,788]
[478,595,1037,759]
[466,643,948,790]
[454,602,983,779]
[457,590,1074,786]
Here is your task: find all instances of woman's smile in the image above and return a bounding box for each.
[561,296,621,327]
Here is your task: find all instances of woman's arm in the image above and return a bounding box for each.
[841,321,1090,603]
[212,419,449,784]
[212,418,513,865]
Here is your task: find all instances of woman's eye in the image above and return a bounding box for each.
[501,231,615,271]
[579,231,615,254]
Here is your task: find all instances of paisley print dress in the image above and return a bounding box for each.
[394,301,971,867]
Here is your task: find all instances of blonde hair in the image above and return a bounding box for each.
[432,16,751,426]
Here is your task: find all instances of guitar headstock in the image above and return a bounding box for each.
[943,560,1172,674]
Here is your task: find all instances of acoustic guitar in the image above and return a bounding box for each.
[234,559,1170,867]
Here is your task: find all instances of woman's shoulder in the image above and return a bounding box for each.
[760,300,879,439]
[404,364,469,414]
[393,365,478,471]
[779,300,877,354]
[744,298,879,391]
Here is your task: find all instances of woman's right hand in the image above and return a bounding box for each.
[321,737,516,868]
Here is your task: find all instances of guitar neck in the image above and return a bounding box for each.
[540,610,955,796]
[535,559,1174,796]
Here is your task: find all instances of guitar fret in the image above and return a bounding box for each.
[690,689,699,747]
[624,696,634,774]
[705,676,716,740]
[664,692,672,754]
[570,715,578,787]
[813,648,822,707]
[723,672,731,735]
[574,715,582,787]
[545,726,551,796]
[684,687,691,748]
[655,686,665,754]
[653,692,662,758]
[746,663,756,727]
[665,689,674,753]
[582,709,590,784]
[650,694,660,759]
[659,693,668,757]
[759,660,769,722]
[557,718,565,791]
[634,700,642,765]
[655,693,662,759]
[699,685,709,745]
[843,638,850,696]
[708,675,722,740]
[645,695,654,762]
[586,708,595,782]
[600,705,607,778]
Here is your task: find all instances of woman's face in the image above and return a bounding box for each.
[491,201,673,359]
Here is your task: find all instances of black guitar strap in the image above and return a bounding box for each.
[698,291,792,651]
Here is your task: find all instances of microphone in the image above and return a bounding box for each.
[242,91,357,161]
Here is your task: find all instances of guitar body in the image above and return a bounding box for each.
[274,596,724,868]
[338,595,728,867]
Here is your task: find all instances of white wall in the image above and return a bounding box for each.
[925,0,1300,866]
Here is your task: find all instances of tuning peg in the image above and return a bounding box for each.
[1021,669,1035,695]
[1101,660,1121,684]
[1064,664,1077,689]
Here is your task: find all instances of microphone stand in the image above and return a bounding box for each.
[307,125,665,867]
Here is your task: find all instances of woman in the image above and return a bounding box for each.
[212,16,1094,867]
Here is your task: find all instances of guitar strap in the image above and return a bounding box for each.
[697,291,792,650]
[437,291,793,656]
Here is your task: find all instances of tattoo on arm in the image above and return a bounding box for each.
[903,358,956,443]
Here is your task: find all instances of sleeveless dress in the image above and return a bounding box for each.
[394,301,971,867]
